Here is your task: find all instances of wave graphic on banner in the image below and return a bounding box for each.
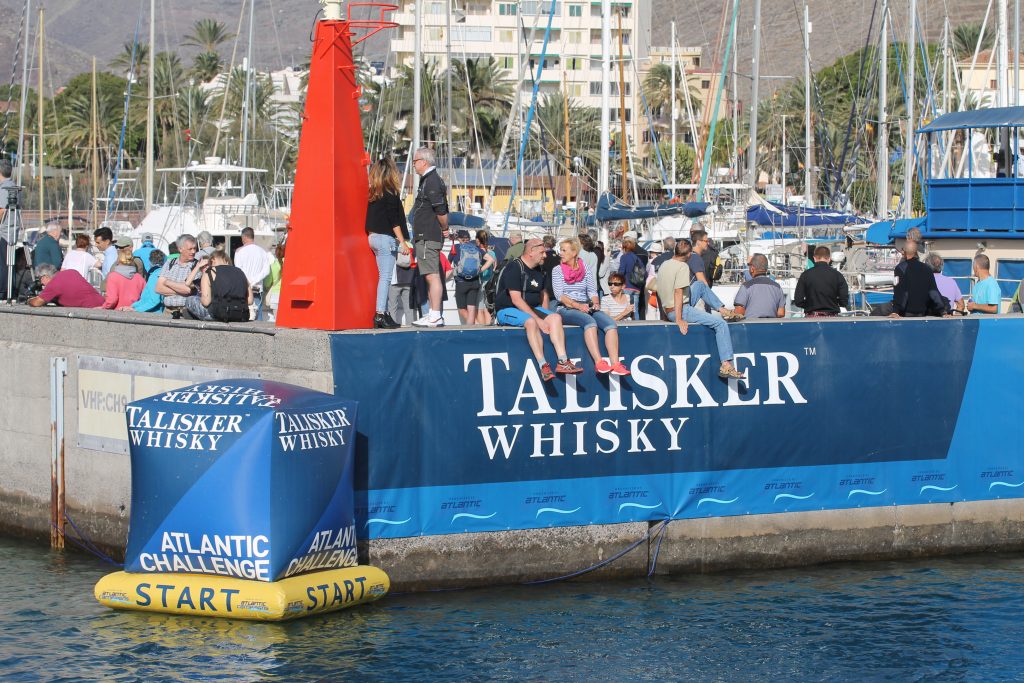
[989,481,1024,491]
[774,493,814,504]
[366,517,412,527]
[919,485,958,495]
[848,489,887,498]
[618,502,663,513]
[536,507,582,518]
[698,497,739,508]
[451,512,497,524]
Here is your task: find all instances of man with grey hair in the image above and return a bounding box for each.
[196,230,215,257]
[968,253,1002,314]
[927,253,965,314]
[33,222,63,270]
[410,146,450,327]
[504,231,525,263]
[156,234,204,317]
[28,262,103,308]
[734,253,785,318]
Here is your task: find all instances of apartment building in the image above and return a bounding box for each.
[387,1,652,150]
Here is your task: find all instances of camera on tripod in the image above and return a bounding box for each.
[4,185,21,211]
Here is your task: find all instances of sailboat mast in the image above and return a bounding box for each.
[413,0,422,176]
[903,0,916,217]
[803,3,813,207]
[616,9,628,201]
[563,80,571,207]
[998,0,1009,107]
[91,57,99,231]
[599,0,611,198]
[746,0,762,185]
[145,0,154,213]
[15,0,31,187]
[37,8,44,226]
[445,0,453,204]
[877,0,889,218]
[670,22,677,191]
[241,0,256,194]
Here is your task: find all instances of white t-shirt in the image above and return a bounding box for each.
[62,249,97,278]
[233,243,271,288]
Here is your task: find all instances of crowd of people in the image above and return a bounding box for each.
[17,223,281,323]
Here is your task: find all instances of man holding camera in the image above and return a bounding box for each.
[27,263,104,309]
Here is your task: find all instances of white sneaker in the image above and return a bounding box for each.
[412,316,445,327]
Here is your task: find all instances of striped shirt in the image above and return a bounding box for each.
[162,258,197,307]
[551,260,598,304]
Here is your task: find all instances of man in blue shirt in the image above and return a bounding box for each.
[968,253,1002,314]
[93,227,118,277]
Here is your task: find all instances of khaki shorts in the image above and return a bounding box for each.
[415,240,442,275]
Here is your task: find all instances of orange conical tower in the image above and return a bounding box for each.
[276,7,392,330]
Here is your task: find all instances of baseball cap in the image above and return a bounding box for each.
[622,230,638,242]
[114,236,133,248]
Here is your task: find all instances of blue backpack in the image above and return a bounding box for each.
[455,242,482,280]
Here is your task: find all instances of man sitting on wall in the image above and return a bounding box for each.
[495,237,582,381]
[927,253,966,314]
[794,245,849,317]
[156,234,204,318]
[967,253,1002,314]
[890,240,947,317]
[28,263,104,309]
[734,253,785,319]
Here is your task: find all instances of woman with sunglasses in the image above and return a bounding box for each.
[551,237,630,375]
[600,276,635,321]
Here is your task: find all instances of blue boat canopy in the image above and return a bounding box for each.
[918,106,1024,133]
[747,202,868,228]
[594,193,709,222]
[864,216,926,244]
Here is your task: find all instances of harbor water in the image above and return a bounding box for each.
[2,535,1023,681]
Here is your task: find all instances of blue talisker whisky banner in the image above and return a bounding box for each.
[123,379,359,581]
[330,318,1024,539]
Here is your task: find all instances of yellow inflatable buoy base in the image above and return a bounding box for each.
[95,565,390,621]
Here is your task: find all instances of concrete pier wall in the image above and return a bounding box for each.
[1,307,1022,592]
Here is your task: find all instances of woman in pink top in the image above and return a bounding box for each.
[103,239,146,310]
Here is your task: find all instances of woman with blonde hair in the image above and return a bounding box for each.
[103,237,145,310]
[365,157,409,328]
[551,237,630,375]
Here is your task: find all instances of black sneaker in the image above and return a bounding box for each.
[382,312,401,329]
[373,314,389,329]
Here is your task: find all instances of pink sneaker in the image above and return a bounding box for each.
[595,359,613,374]
[610,362,631,376]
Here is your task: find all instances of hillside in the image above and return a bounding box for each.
[0,0,993,97]
[652,0,990,98]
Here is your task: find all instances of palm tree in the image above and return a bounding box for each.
[530,94,601,174]
[642,62,702,122]
[109,41,149,82]
[953,22,995,60]
[183,19,234,55]
[449,57,515,159]
[192,52,223,84]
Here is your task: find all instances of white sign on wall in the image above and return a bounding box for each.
[77,355,260,454]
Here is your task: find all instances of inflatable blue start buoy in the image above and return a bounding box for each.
[94,378,389,621]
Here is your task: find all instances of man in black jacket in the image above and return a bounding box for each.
[794,245,849,316]
[890,240,947,317]
[410,147,450,327]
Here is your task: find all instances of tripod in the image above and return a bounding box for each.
[1,185,23,303]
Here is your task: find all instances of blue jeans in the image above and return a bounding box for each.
[667,305,733,362]
[557,305,617,332]
[253,288,264,321]
[368,233,398,312]
[689,280,723,311]
[625,289,641,320]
